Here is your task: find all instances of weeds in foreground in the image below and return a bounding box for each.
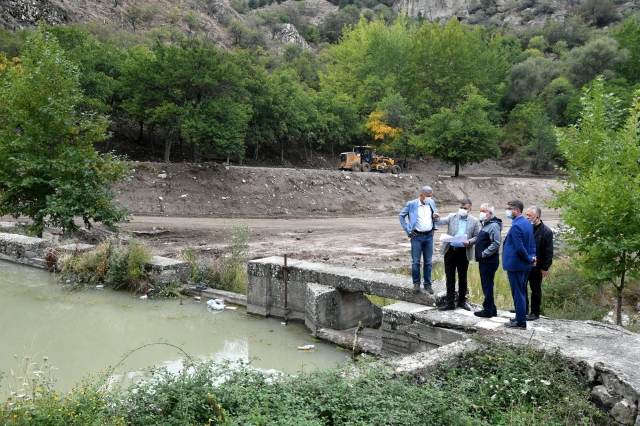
[1,340,611,425]
[180,224,250,294]
[56,237,151,293]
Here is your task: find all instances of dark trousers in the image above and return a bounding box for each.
[508,268,530,324]
[444,247,468,305]
[526,269,543,315]
[479,262,499,316]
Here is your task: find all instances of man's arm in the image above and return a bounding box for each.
[540,226,554,270]
[483,223,501,257]
[434,214,451,226]
[467,218,480,246]
[513,224,534,263]
[398,203,412,236]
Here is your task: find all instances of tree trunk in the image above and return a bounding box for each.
[138,120,144,142]
[454,163,460,177]
[191,141,196,163]
[254,146,259,160]
[238,156,243,166]
[617,251,626,326]
[148,129,155,156]
[164,138,172,163]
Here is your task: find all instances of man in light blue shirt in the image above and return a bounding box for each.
[399,186,439,294]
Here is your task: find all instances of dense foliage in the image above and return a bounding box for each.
[1,341,610,425]
[550,78,640,326]
[0,30,129,236]
[2,12,640,172]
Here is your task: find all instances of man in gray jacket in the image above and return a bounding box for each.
[474,203,503,317]
[436,199,480,310]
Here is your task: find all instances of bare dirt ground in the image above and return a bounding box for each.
[107,158,565,269]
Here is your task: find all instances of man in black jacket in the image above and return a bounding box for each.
[525,206,554,320]
[474,203,502,318]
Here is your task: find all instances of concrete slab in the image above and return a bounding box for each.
[147,256,191,287]
[0,232,52,268]
[248,256,446,306]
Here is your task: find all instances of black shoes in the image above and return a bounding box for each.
[457,302,471,311]
[526,313,540,321]
[438,304,455,311]
[412,283,421,293]
[509,309,516,313]
[439,303,469,311]
[424,285,434,294]
[504,321,527,329]
[474,310,492,318]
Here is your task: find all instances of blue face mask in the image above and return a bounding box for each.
[458,208,468,217]
[505,210,514,219]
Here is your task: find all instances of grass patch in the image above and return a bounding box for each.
[179,223,250,294]
[1,340,611,425]
[56,237,152,294]
[365,294,398,307]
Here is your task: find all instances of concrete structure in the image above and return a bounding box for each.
[247,256,640,425]
[0,232,191,289]
[0,232,52,268]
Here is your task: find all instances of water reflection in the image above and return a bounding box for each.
[0,260,348,391]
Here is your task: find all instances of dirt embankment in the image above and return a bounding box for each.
[115,160,563,218]
[110,160,565,269]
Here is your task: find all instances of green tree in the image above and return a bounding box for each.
[564,36,626,89]
[411,86,502,176]
[613,16,640,85]
[508,103,557,171]
[124,5,144,32]
[405,18,510,115]
[0,30,128,236]
[47,25,127,116]
[549,77,640,326]
[507,56,561,103]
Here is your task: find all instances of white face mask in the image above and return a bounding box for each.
[422,196,431,204]
[506,210,514,219]
[478,212,487,221]
[458,208,468,217]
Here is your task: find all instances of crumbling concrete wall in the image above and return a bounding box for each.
[0,232,52,268]
[0,233,191,288]
[305,283,382,335]
[247,257,385,331]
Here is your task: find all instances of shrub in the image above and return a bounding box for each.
[2,340,609,425]
[57,237,152,293]
[180,224,250,294]
[542,257,608,321]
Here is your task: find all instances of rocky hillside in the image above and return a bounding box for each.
[2,0,638,52]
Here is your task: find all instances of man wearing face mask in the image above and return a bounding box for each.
[474,203,503,318]
[399,186,439,294]
[435,199,480,310]
[524,206,554,321]
[503,200,536,329]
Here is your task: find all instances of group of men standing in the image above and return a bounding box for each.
[399,186,553,330]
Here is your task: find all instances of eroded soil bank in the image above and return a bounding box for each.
[107,160,564,269]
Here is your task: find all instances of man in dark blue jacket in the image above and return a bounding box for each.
[502,200,536,329]
[474,203,502,318]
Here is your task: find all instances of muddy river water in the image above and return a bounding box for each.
[0,261,348,391]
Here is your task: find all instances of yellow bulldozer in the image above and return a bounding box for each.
[339,146,401,174]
